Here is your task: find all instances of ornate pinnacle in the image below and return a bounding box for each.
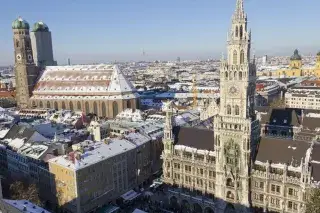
[234,0,245,20]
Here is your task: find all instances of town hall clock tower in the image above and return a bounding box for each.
[213,0,260,212]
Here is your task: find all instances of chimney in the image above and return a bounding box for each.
[23,205,27,211]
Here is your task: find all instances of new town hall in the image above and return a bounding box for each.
[162,0,320,213]
[12,17,139,118]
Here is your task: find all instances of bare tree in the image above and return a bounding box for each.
[9,181,41,206]
[306,188,320,213]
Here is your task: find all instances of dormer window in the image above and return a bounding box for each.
[273,119,277,123]
[284,119,287,124]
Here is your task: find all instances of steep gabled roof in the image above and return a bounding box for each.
[255,137,310,164]
[173,126,214,151]
[108,65,136,93]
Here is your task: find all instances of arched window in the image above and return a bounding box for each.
[240,25,243,39]
[102,102,107,117]
[226,178,234,187]
[239,72,242,80]
[39,101,43,108]
[85,102,90,114]
[225,72,228,79]
[32,101,36,107]
[69,102,74,111]
[127,100,131,109]
[240,50,245,64]
[61,101,66,109]
[54,101,58,110]
[227,105,231,115]
[235,26,239,37]
[227,191,235,199]
[113,101,118,118]
[46,101,50,108]
[77,101,81,110]
[235,105,240,115]
[16,40,19,48]
[234,71,237,79]
[93,102,98,115]
[233,50,237,65]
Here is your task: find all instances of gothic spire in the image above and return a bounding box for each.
[233,0,246,21]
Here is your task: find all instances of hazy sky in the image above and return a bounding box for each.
[0,0,319,65]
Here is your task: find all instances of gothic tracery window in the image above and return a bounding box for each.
[225,72,228,79]
[235,26,239,37]
[239,71,242,80]
[227,105,231,115]
[233,50,237,65]
[235,105,240,115]
[240,50,245,64]
[240,25,243,39]
[16,40,19,48]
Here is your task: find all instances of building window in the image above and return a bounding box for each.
[239,25,243,39]
[227,105,231,115]
[288,201,293,209]
[235,105,239,115]
[259,194,264,202]
[185,165,191,173]
[240,50,245,64]
[174,163,180,169]
[16,40,19,48]
[235,26,239,37]
[233,50,238,65]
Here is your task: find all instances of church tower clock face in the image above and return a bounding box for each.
[228,86,239,96]
[27,54,33,62]
[16,54,22,61]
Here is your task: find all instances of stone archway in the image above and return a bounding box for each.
[85,102,90,114]
[193,203,202,213]
[127,100,131,109]
[181,200,190,213]
[204,207,214,213]
[169,196,179,211]
[93,102,98,115]
[102,102,107,117]
[61,101,66,109]
[54,101,58,110]
[77,101,81,111]
[112,101,118,118]
[69,102,74,111]
[224,203,235,213]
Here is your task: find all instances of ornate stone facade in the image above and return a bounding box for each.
[161,1,320,213]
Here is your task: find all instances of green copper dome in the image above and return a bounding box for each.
[32,21,49,32]
[12,17,30,30]
[290,49,302,60]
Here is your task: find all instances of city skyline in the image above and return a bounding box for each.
[1,0,320,65]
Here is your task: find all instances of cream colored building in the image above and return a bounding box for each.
[161,1,320,213]
[285,85,320,110]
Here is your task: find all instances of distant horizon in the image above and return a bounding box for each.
[1,0,320,66]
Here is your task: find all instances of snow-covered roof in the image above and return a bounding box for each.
[32,64,136,96]
[2,199,51,213]
[49,139,136,170]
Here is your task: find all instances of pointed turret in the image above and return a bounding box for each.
[233,0,246,21]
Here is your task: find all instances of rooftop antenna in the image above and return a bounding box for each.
[142,48,146,56]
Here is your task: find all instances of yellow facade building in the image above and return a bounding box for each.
[274,50,320,77]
